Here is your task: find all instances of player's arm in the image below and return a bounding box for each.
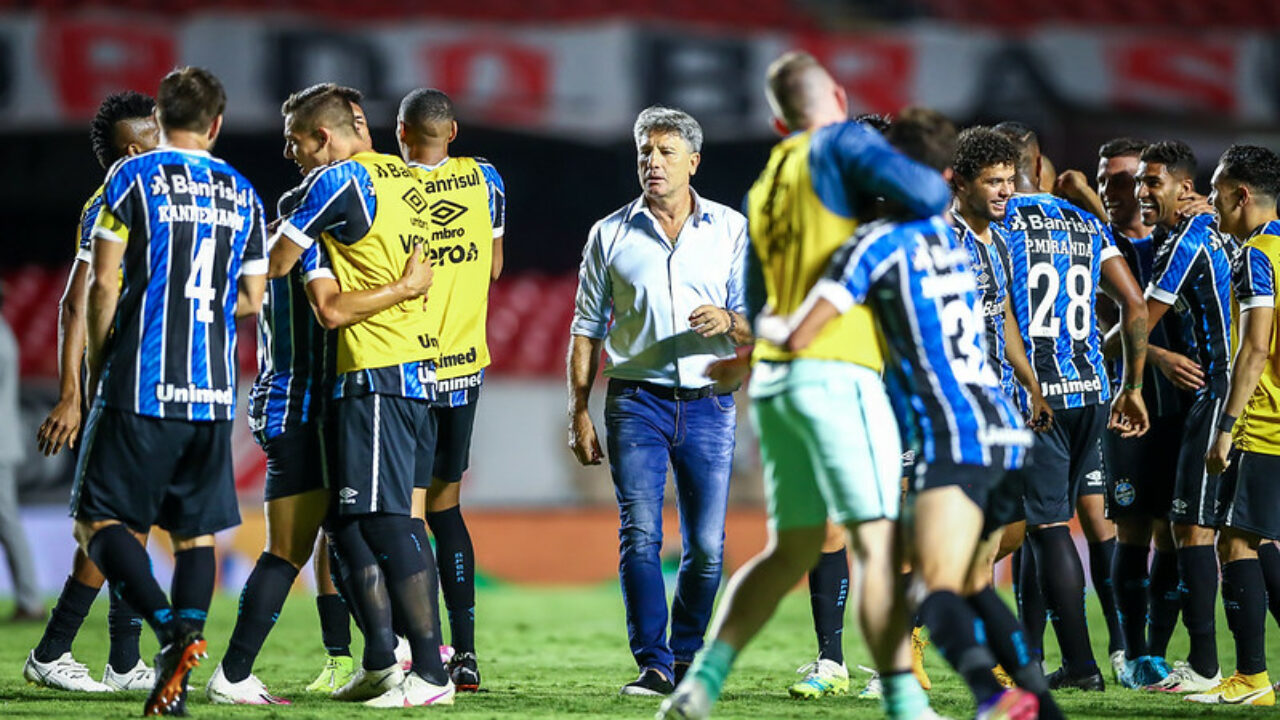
[1099,255,1149,437]
[481,161,507,281]
[269,164,365,279]
[85,219,127,403]
[302,245,433,330]
[237,274,267,318]
[1054,170,1108,222]
[1002,298,1052,431]
[822,124,950,218]
[1208,246,1275,473]
[37,259,90,456]
[492,235,504,282]
[236,199,269,318]
[786,239,874,352]
[1207,304,1272,475]
[268,234,305,279]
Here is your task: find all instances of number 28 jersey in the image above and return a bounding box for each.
[1002,193,1118,410]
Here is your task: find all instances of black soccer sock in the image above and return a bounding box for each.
[426,506,477,655]
[1012,547,1045,662]
[362,515,448,685]
[1222,558,1267,676]
[409,518,444,646]
[1147,549,1181,658]
[1177,545,1220,678]
[1089,539,1123,654]
[107,586,143,673]
[87,524,176,644]
[33,577,99,663]
[329,518,397,670]
[1027,526,1097,676]
[170,547,215,633]
[918,590,1003,705]
[1256,543,1280,628]
[1112,542,1151,660]
[324,533,365,635]
[805,548,848,665]
[967,587,1063,720]
[221,552,299,683]
[317,594,352,657]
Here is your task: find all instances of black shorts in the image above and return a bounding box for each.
[1103,412,1183,519]
[262,421,325,502]
[984,466,1028,536]
[1078,437,1106,497]
[70,405,239,537]
[332,393,436,516]
[1171,381,1227,527]
[1023,404,1106,526]
[1221,449,1280,540]
[916,458,1002,512]
[416,399,479,487]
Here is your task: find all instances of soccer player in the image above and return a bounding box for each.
[1134,140,1233,694]
[659,54,952,720]
[1195,144,1280,706]
[205,86,431,704]
[397,88,505,692]
[994,121,1150,691]
[72,66,268,716]
[25,91,158,693]
[267,83,453,707]
[1093,138,1185,687]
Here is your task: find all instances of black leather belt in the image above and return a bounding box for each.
[607,379,726,401]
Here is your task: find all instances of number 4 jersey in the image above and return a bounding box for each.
[91,147,268,421]
[1002,193,1118,410]
[815,216,1031,470]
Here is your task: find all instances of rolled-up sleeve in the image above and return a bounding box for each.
[724,214,748,315]
[570,220,612,339]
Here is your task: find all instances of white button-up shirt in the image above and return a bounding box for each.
[571,190,748,388]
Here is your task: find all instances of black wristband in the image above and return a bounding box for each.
[725,309,736,335]
[1217,413,1238,435]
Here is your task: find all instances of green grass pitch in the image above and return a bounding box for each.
[0,583,1273,718]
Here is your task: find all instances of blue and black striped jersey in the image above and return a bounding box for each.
[816,216,1031,470]
[1110,228,1190,417]
[247,186,334,443]
[1001,193,1118,410]
[954,211,1016,402]
[1146,214,1235,388]
[90,147,267,421]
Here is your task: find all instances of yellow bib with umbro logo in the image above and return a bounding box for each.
[409,157,493,382]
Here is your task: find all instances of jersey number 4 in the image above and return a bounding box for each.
[1028,262,1091,341]
[184,238,217,324]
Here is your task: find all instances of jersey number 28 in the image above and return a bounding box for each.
[1028,262,1091,341]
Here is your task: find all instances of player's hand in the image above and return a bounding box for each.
[569,409,604,466]
[689,305,731,338]
[1205,430,1233,476]
[399,244,434,302]
[1108,388,1150,438]
[1178,192,1214,219]
[1053,170,1090,200]
[36,397,81,456]
[1152,348,1204,391]
[1027,392,1055,433]
[708,354,750,392]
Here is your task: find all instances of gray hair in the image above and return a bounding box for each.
[633,105,703,153]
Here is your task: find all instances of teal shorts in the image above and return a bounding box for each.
[749,359,902,531]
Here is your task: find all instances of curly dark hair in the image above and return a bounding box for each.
[885,107,956,173]
[1098,137,1146,160]
[1140,140,1196,178]
[89,91,154,169]
[953,127,1018,181]
[1218,144,1280,201]
[854,112,891,134]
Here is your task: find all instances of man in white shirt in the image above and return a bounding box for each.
[567,106,751,697]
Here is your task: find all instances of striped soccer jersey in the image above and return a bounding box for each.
[1232,219,1280,455]
[1146,213,1236,388]
[1001,193,1118,410]
[90,147,267,421]
[247,186,334,442]
[816,216,1031,470]
[1111,228,1189,417]
[954,211,1016,401]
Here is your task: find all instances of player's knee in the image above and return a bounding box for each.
[171,533,215,552]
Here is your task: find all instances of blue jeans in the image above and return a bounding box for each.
[604,382,735,679]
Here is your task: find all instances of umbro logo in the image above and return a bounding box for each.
[339,487,359,505]
[430,199,468,226]
[402,187,429,215]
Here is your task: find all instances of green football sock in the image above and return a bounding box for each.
[688,639,738,702]
[881,670,929,720]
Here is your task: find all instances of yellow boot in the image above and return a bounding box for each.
[911,627,931,691]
